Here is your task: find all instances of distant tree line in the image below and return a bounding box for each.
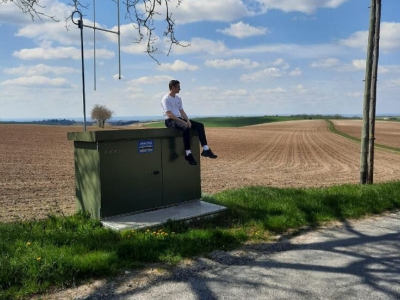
[36,119,77,125]
[108,120,140,126]
[288,114,361,120]
[0,119,78,125]
[0,118,141,126]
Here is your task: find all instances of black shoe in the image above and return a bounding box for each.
[201,149,218,159]
[185,153,197,165]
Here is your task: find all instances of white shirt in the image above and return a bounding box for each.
[161,94,183,119]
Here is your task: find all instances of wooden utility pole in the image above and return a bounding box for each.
[360,0,377,184]
[367,0,381,184]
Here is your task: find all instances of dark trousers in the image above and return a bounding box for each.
[165,118,208,150]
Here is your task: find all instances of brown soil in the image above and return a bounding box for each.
[1,120,400,223]
[331,119,400,149]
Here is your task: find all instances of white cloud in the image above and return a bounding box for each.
[158,60,198,71]
[16,17,129,48]
[340,31,367,49]
[240,63,301,81]
[205,59,259,69]
[217,21,268,39]
[309,59,355,72]
[233,43,347,58]
[197,86,219,91]
[311,58,340,68]
[166,0,254,24]
[310,59,399,74]
[108,24,145,46]
[0,1,35,24]
[125,86,143,93]
[379,66,390,74]
[271,58,290,69]
[170,38,228,55]
[121,43,149,55]
[0,0,72,25]
[293,84,307,93]
[388,78,400,87]
[347,91,363,98]
[258,87,286,94]
[255,0,348,14]
[113,74,125,80]
[129,75,173,85]
[120,32,166,55]
[16,20,79,46]
[14,7,138,47]
[341,22,400,53]
[13,47,114,60]
[380,22,400,52]
[221,89,248,97]
[379,65,400,74]
[1,75,74,88]
[4,64,78,76]
[352,59,365,70]
[241,68,283,82]
[289,68,302,76]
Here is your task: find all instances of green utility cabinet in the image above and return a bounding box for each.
[67,129,201,220]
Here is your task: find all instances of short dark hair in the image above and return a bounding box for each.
[169,80,180,90]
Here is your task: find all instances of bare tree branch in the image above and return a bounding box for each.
[124,0,190,63]
[3,0,189,61]
[1,0,58,21]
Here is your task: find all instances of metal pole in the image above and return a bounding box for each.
[367,0,381,184]
[72,11,87,132]
[117,0,121,79]
[93,0,97,90]
[360,0,376,184]
[71,0,121,132]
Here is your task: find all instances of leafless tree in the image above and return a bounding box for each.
[2,0,188,60]
[91,104,113,128]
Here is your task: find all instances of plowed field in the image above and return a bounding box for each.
[1,120,400,223]
[331,119,400,149]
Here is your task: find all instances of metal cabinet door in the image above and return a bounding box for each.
[99,139,163,217]
[161,136,201,206]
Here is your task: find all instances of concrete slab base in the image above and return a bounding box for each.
[101,200,227,231]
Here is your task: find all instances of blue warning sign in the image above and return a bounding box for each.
[138,140,154,153]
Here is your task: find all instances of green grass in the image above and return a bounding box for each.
[2,182,400,299]
[2,116,398,299]
[145,115,339,128]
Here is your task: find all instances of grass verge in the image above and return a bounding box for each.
[1,181,400,299]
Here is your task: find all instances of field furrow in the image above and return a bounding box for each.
[201,120,400,193]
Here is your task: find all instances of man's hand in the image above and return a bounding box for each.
[178,118,189,129]
[186,120,192,128]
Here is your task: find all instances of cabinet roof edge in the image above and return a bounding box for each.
[67,128,193,142]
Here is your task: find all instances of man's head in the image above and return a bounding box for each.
[169,80,181,93]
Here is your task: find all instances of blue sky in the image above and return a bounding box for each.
[1,0,399,120]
